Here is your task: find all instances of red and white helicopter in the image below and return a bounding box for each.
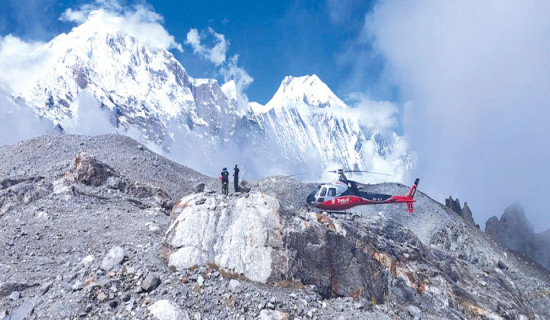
[305,169,420,213]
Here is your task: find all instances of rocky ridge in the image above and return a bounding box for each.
[0,134,549,319]
[445,196,476,226]
[486,203,550,272]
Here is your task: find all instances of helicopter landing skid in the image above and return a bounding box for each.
[324,210,350,215]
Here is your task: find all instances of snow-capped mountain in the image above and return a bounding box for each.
[248,75,410,180]
[12,21,410,180]
[17,18,237,147]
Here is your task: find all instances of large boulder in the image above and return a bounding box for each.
[64,152,116,186]
[165,192,287,283]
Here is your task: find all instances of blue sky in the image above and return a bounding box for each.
[1,0,550,231]
[0,0,379,104]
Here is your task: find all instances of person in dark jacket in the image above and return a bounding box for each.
[220,168,229,195]
[233,164,240,192]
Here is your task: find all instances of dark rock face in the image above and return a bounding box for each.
[485,203,550,271]
[445,196,462,215]
[282,211,545,318]
[445,196,475,225]
[286,216,424,303]
[461,202,474,226]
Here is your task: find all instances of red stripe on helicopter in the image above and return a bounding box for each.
[315,195,416,211]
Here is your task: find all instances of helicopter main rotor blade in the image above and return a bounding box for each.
[326,169,391,176]
[288,169,391,178]
[287,170,324,177]
[345,170,391,176]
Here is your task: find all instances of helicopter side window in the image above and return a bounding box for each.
[328,188,336,197]
[319,187,327,197]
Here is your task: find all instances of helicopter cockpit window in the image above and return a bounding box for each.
[320,187,327,197]
[311,185,321,195]
[328,188,336,197]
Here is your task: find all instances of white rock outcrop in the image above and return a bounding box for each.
[149,300,188,320]
[101,246,125,271]
[165,192,287,283]
[259,309,290,320]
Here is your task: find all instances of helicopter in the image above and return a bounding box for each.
[304,169,420,213]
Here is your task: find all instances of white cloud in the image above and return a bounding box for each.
[362,0,550,230]
[185,27,228,66]
[220,55,254,93]
[60,8,88,24]
[60,93,117,136]
[343,93,399,130]
[61,1,182,52]
[185,27,253,102]
[60,0,122,23]
[185,29,201,51]
[0,35,48,94]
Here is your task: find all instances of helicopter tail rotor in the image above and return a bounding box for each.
[408,178,420,198]
[405,178,420,213]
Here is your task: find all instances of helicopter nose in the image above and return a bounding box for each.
[306,193,315,205]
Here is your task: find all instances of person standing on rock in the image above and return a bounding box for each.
[220,168,229,195]
[233,164,240,193]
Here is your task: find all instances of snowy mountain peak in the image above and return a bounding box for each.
[266,74,346,111]
[281,74,322,87]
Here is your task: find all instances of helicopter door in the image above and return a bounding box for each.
[325,187,337,201]
[317,186,328,202]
